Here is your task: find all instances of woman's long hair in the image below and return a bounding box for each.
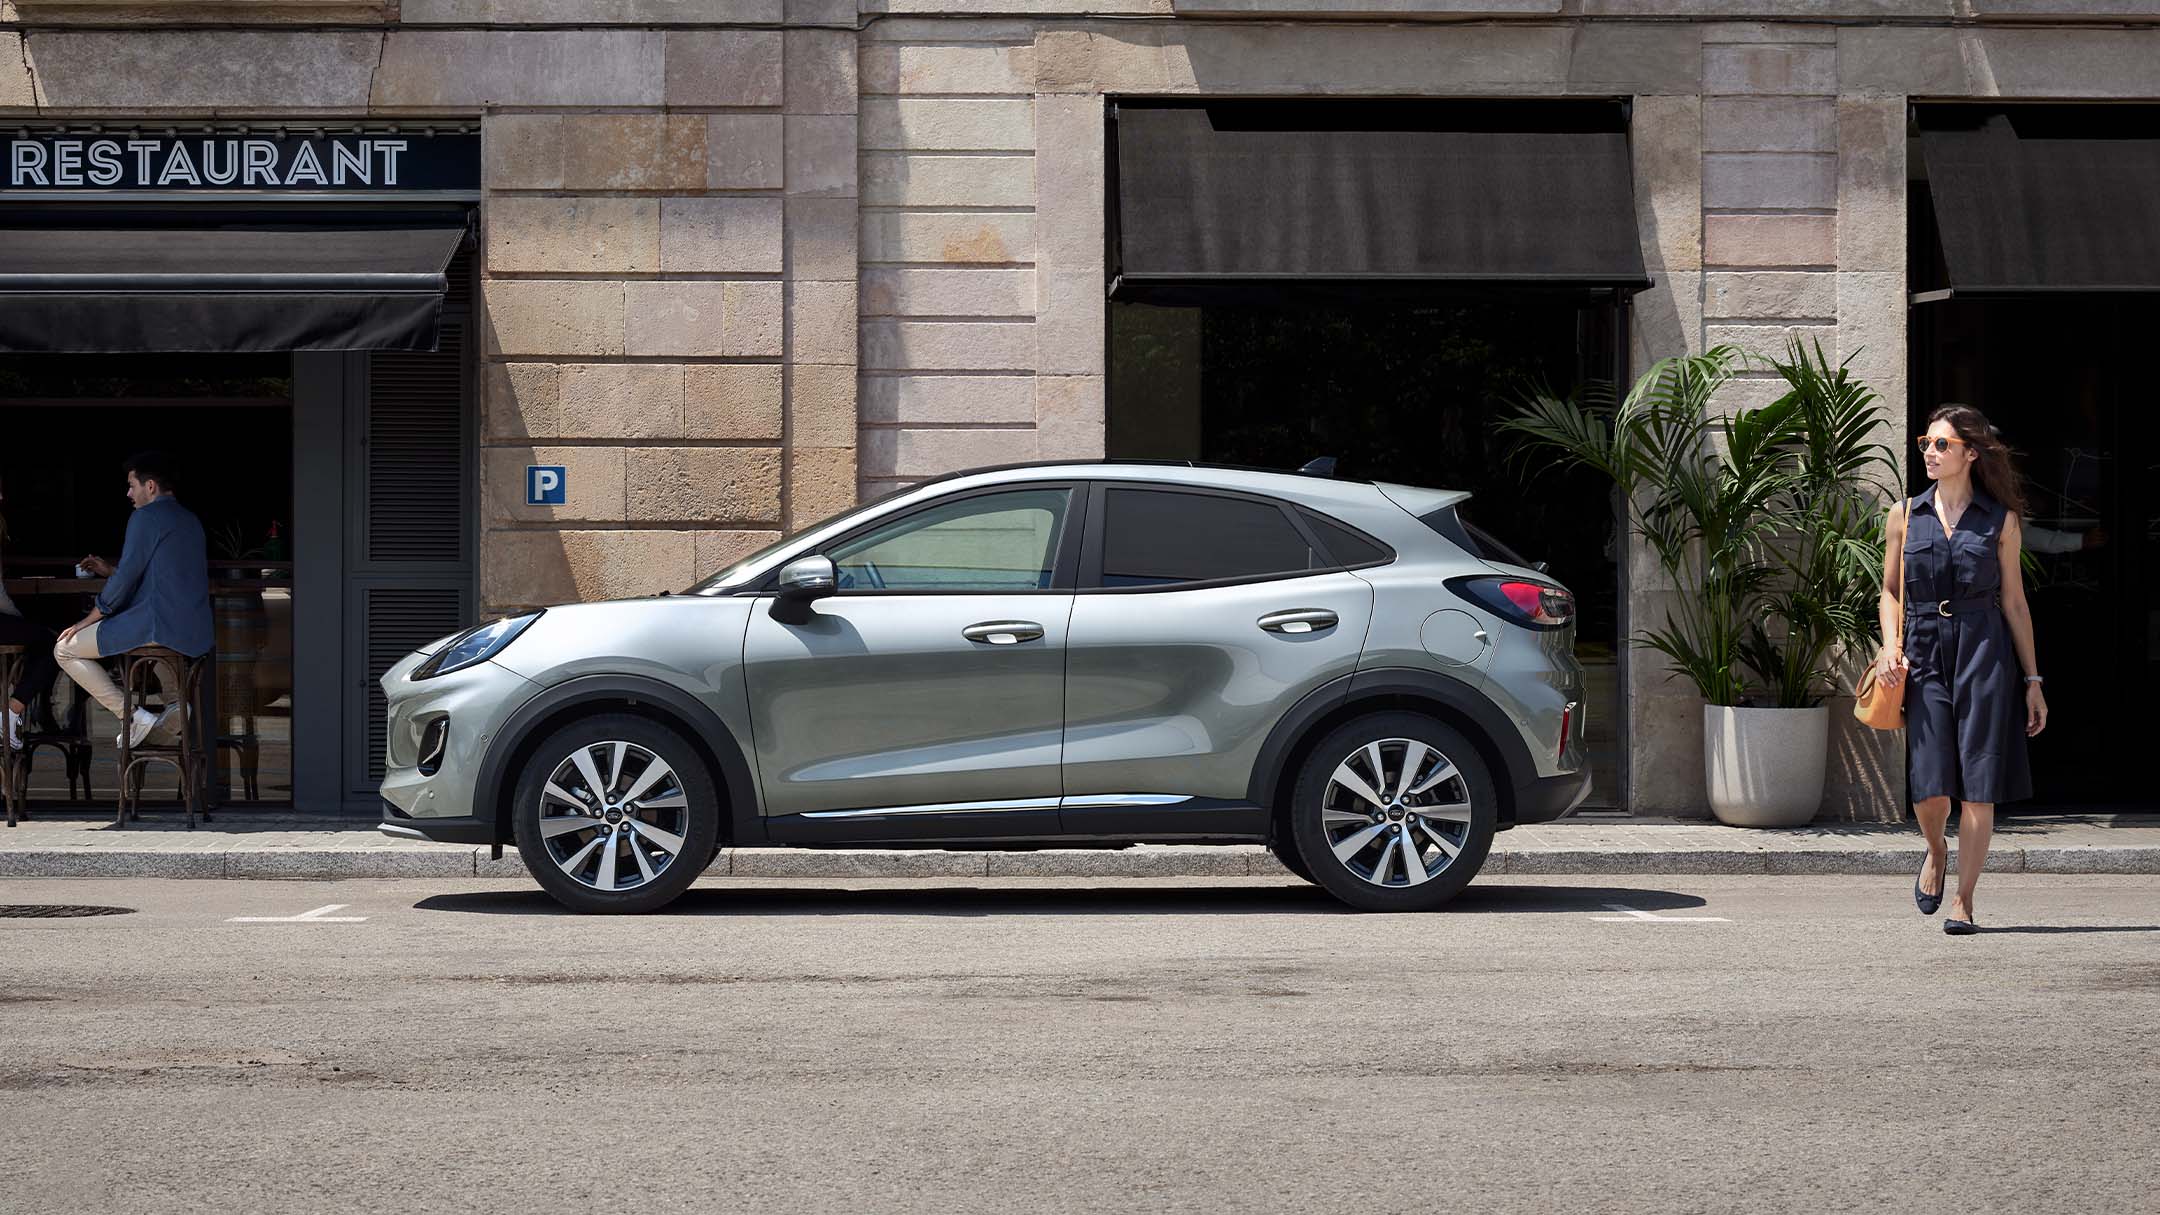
[1928,403,2027,519]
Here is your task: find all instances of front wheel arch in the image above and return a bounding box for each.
[478,676,761,850]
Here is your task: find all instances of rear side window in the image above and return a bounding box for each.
[1299,509,1392,568]
[1421,505,1532,567]
[1099,488,1320,588]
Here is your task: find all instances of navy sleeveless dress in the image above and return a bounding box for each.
[1902,485,2031,805]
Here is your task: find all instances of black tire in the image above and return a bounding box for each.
[1288,712,1498,912]
[512,713,722,914]
[1267,838,1318,885]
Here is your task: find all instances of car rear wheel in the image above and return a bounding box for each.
[512,713,721,914]
[1289,712,1497,912]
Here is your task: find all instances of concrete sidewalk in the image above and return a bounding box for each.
[3,810,2157,880]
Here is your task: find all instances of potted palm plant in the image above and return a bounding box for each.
[1498,341,1898,826]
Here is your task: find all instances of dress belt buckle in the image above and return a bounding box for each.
[1937,600,1954,618]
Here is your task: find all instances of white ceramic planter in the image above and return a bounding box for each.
[1702,704,1829,828]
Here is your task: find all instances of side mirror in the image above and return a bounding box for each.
[771,554,836,623]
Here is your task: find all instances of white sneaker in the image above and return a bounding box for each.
[117,707,161,749]
[148,704,185,745]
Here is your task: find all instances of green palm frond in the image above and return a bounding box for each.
[1494,338,1900,708]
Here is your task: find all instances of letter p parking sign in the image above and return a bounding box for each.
[527,465,566,506]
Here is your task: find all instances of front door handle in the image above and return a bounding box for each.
[1258,608,1339,635]
[963,621,1044,645]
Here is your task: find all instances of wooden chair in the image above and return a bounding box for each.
[8,664,94,818]
[0,644,21,827]
[115,645,210,829]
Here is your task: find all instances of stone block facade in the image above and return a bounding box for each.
[7,1,2153,820]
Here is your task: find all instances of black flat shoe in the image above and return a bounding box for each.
[1944,918,1978,936]
[1915,871,1944,916]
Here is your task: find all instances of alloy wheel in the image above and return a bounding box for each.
[535,740,692,892]
[1319,737,1475,888]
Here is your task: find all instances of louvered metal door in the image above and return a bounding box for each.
[343,317,475,798]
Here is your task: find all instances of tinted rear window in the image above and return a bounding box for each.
[1101,489,1320,587]
[1420,505,1533,567]
[1299,509,1392,567]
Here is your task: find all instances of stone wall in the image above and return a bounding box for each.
[9,4,2160,818]
[0,13,864,616]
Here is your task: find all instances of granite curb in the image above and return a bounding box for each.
[5,844,2159,880]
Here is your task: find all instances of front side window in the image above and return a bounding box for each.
[828,488,1070,592]
[1098,488,1323,588]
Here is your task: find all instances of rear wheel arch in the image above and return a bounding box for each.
[1254,670,1532,853]
[479,676,761,848]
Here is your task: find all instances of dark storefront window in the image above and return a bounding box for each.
[1108,293,1628,807]
[1104,97,1646,810]
[1909,104,2160,810]
[1,352,297,804]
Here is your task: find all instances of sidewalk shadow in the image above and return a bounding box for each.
[415,884,1711,919]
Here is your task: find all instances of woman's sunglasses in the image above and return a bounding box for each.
[1916,436,1970,454]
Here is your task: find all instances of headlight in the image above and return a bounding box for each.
[412,612,541,679]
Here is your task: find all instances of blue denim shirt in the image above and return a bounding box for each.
[95,496,213,658]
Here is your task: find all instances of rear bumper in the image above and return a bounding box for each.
[1512,767,1592,824]
[379,812,495,846]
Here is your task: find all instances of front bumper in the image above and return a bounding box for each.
[1512,767,1593,824]
[378,653,539,824]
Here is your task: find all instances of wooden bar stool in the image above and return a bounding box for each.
[115,645,210,829]
[15,683,93,805]
[0,644,22,827]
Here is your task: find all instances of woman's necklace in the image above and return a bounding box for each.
[1936,490,1972,536]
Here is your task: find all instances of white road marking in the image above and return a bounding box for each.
[227,904,369,924]
[1591,903,1729,923]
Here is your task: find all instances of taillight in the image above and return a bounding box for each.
[1450,576,1576,631]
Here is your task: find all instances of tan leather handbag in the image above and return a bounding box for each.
[1853,497,1910,730]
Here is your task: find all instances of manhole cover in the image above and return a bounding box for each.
[0,905,135,919]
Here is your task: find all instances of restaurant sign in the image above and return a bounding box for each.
[2,132,480,193]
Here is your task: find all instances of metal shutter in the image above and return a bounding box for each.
[347,315,474,794]
[366,324,468,564]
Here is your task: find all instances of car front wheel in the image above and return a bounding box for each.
[1289,712,1497,912]
[512,713,721,914]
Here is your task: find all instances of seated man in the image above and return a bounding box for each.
[54,451,213,749]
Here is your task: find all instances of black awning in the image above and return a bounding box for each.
[1110,100,1650,302]
[0,212,468,352]
[1918,107,2160,297]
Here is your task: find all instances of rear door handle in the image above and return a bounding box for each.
[963,621,1044,645]
[1258,608,1339,635]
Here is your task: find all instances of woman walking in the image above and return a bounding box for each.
[1874,405,2048,935]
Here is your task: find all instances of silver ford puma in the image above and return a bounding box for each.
[379,461,1589,913]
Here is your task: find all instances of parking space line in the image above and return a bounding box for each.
[1590,903,1729,923]
[227,904,369,924]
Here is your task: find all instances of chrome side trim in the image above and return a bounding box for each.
[799,793,1194,820]
[800,797,1061,820]
[377,823,431,841]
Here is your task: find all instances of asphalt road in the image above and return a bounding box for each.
[3,873,2157,1215]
